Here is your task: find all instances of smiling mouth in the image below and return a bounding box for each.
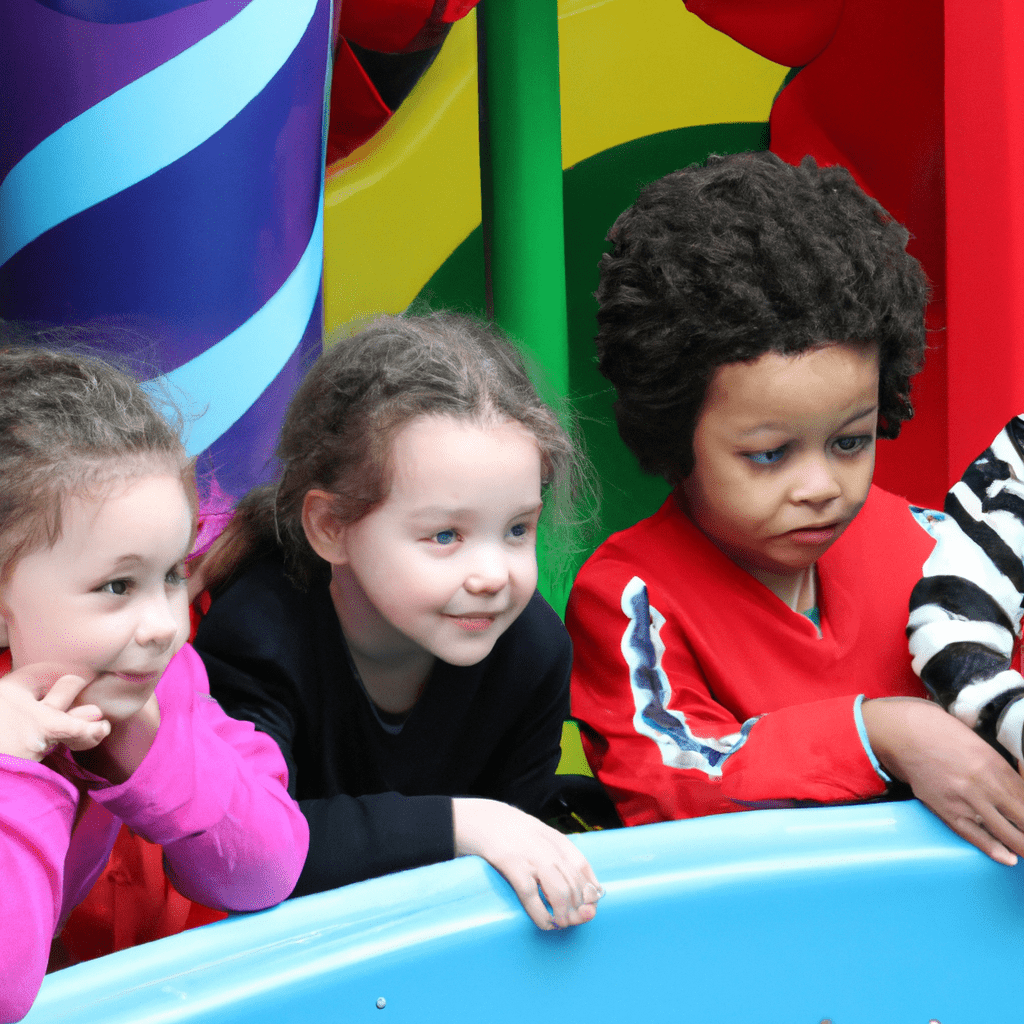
[446,613,501,632]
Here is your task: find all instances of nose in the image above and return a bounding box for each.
[135,593,181,650]
[790,453,843,507]
[463,542,510,596]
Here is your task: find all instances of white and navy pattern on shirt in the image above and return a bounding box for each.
[908,416,1024,765]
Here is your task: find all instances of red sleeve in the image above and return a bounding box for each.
[567,561,887,827]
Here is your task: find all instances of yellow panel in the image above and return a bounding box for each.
[557,719,594,776]
[323,14,482,336]
[559,0,788,168]
[322,0,789,337]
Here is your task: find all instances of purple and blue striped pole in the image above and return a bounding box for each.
[0,0,332,497]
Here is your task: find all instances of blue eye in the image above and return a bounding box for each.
[746,446,787,466]
[433,529,458,545]
[508,523,527,539]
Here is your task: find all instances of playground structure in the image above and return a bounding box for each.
[4,0,1024,1019]
[26,801,1024,1024]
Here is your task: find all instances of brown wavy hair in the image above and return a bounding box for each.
[200,313,589,591]
[0,333,195,579]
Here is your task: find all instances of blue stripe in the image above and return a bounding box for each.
[622,577,757,775]
[146,189,323,455]
[0,0,316,268]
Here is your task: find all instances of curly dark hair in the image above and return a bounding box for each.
[595,152,930,484]
[200,312,588,590]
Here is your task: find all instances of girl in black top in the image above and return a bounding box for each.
[195,313,602,930]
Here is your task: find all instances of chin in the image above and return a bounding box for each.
[434,640,500,668]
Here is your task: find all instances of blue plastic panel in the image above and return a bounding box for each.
[28,801,1024,1024]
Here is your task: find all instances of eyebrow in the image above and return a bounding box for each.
[410,502,544,520]
[738,404,879,437]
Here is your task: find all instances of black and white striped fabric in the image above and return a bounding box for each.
[908,416,1024,765]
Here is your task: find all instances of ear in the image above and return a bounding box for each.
[302,489,349,566]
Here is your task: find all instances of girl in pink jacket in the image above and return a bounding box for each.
[0,343,308,1022]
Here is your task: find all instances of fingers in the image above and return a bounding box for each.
[451,798,603,930]
[528,841,605,930]
[37,704,111,753]
[946,814,1018,867]
[40,673,94,712]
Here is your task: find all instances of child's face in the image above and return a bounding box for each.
[679,342,879,581]
[330,415,543,669]
[0,474,192,720]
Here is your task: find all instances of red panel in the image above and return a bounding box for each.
[944,0,1024,475]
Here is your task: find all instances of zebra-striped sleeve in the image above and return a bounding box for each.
[908,416,1024,764]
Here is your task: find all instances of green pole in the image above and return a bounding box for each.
[477,0,569,397]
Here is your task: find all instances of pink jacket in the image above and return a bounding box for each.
[0,644,308,1022]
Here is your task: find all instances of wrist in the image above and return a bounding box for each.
[79,694,160,784]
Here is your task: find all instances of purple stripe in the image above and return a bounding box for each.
[0,0,327,370]
[0,0,250,180]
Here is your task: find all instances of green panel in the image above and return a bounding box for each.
[479,0,569,395]
[414,121,770,608]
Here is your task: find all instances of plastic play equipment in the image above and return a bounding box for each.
[8,1,1024,1019]
[0,0,331,498]
[27,801,1024,1024]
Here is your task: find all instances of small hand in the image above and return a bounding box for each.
[452,797,604,930]
[863,696,1024,865]
[0,663,109,762]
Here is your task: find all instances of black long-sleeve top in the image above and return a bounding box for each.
[193,554,571,897]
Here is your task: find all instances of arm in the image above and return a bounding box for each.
[198,593,601,929]
[0,760,79,1023]
[567,569,888,826]
[90,645,308,911]
[908,417,1024,764]
[196,644,457,896]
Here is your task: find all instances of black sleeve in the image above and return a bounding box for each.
[194,565,457,897]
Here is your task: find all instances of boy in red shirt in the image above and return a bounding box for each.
[568,152,1024,864]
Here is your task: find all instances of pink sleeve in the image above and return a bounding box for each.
[92,645,309,911]
[567,566,886,827]
[0,757,78,1023]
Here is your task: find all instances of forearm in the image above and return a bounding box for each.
[293,791,453,897]
[93,648,308,911]
[0,759,79,1023]
[584,693,886,826]
[909,418,1024,762]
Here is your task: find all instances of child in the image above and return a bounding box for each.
[0,344,308,1023]
[193,314,603,931]
[908,416,1024,856]
[566,152,1024,864]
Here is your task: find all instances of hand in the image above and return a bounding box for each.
[452,797,604,930]
[862,696,1024,865]
[0,664,110,762]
